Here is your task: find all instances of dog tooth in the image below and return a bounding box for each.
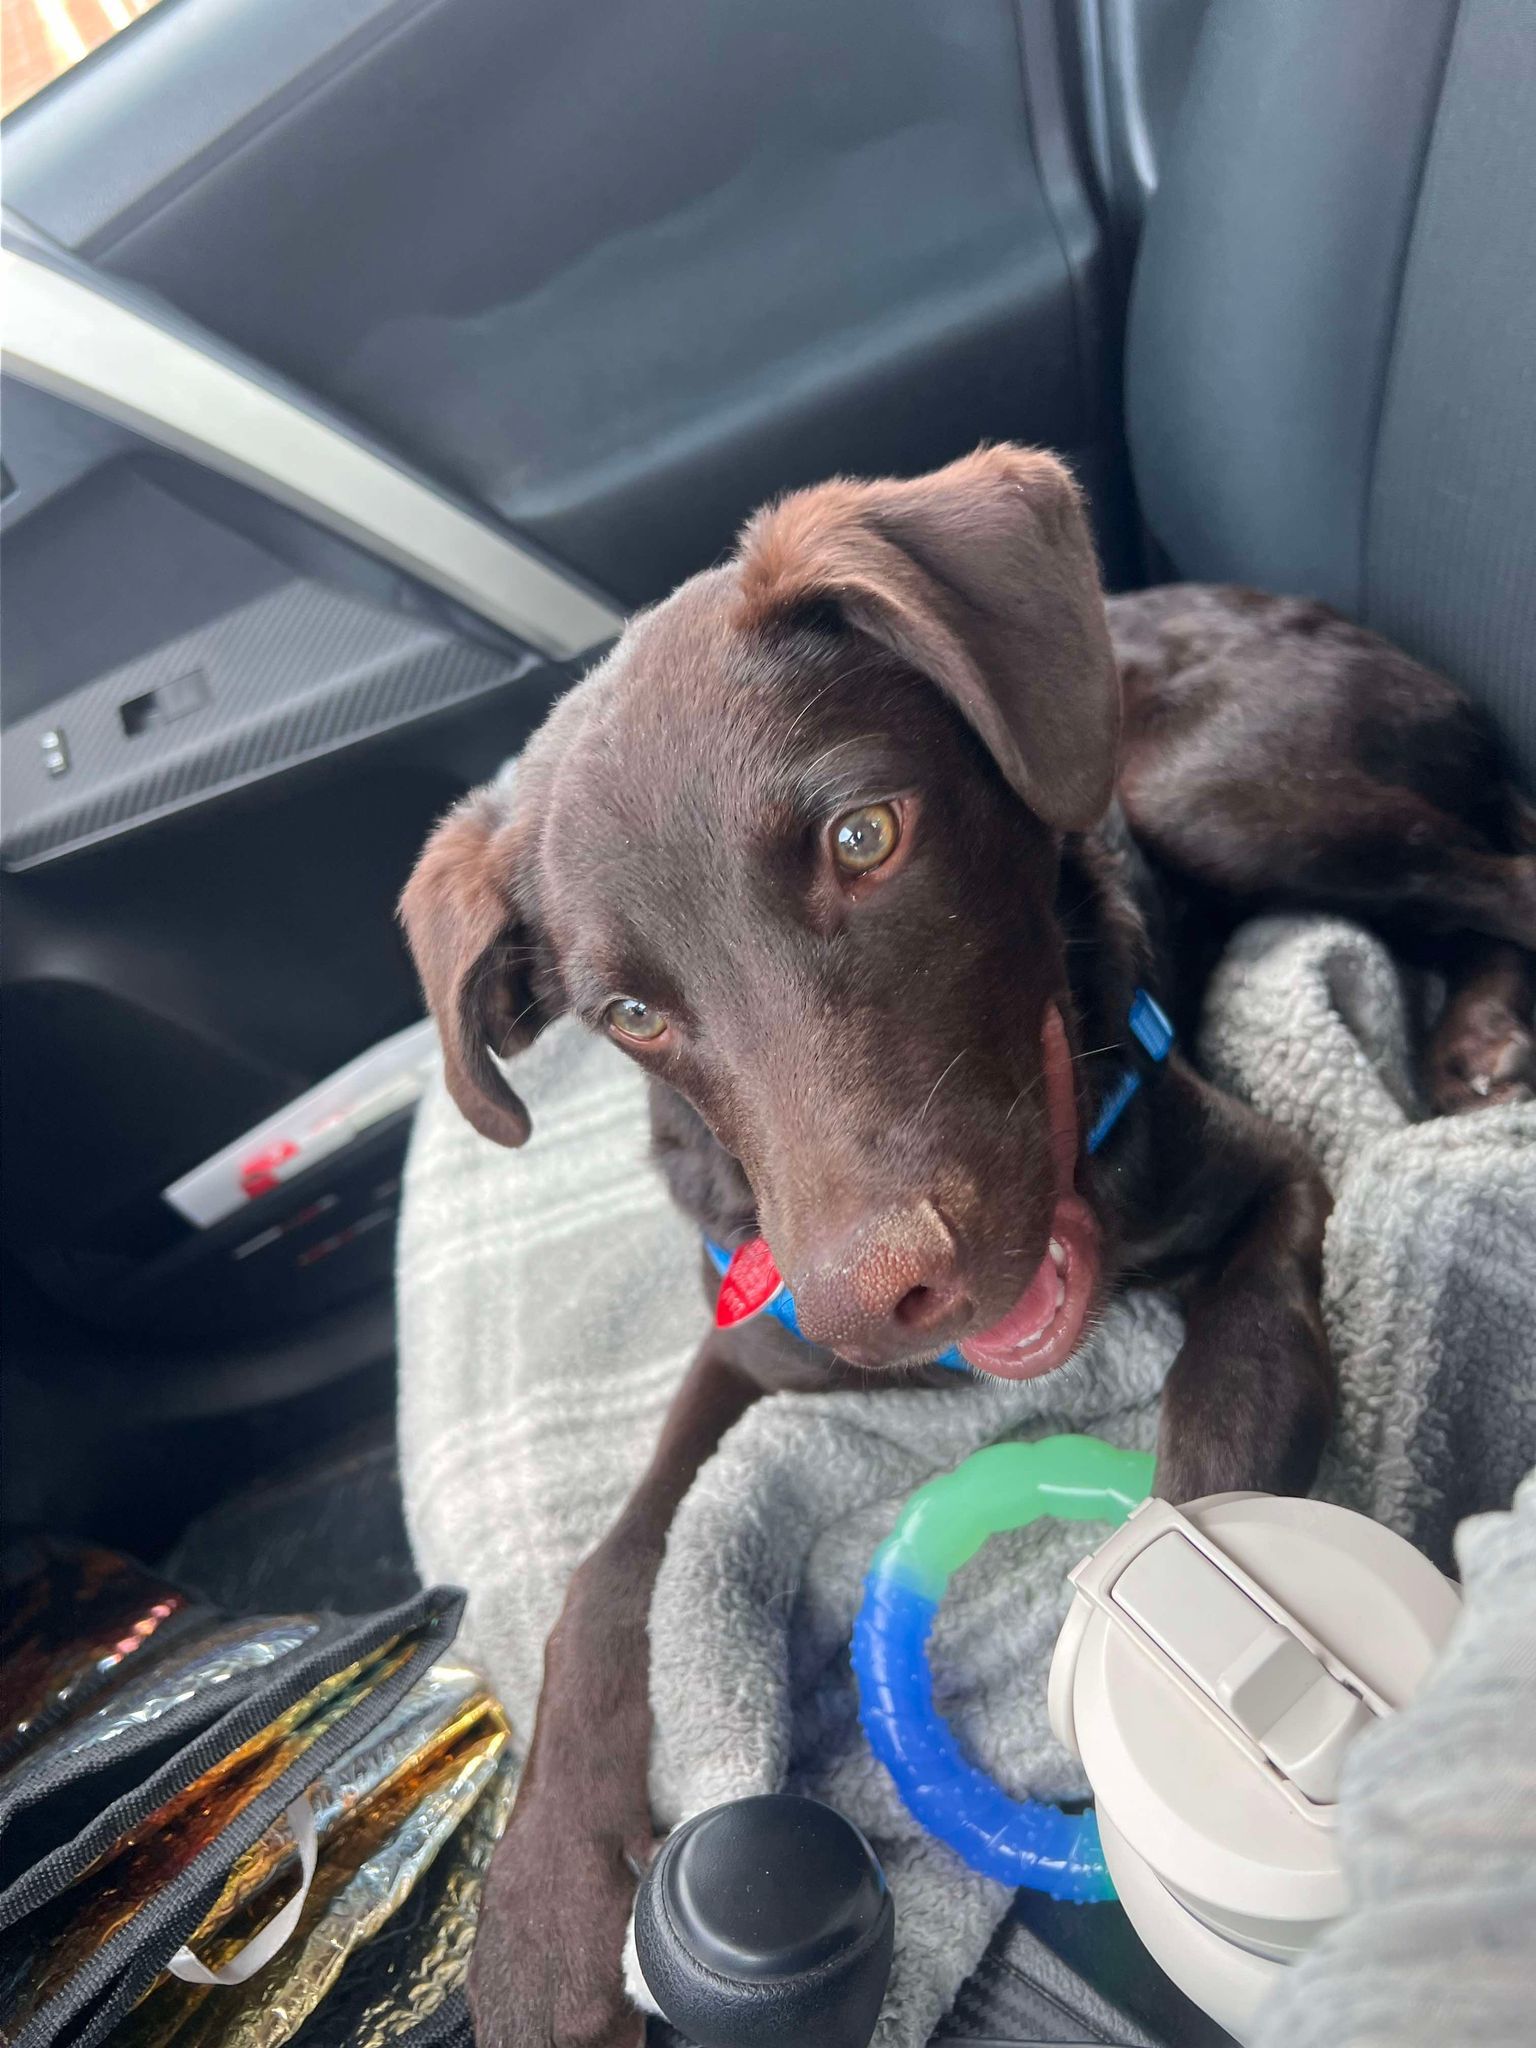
[1048,1237,1065,1267]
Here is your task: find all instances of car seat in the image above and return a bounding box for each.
[948,3,1535,2041]
[1128,0,1534,791]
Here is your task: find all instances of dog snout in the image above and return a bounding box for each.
[790,1201,972,1363]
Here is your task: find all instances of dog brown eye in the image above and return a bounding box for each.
[605,997,667,1043]
[832,802,899,875]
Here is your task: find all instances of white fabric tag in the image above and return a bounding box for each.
[166,1792,318,1986]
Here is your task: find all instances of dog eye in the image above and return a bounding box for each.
[832,802,900,875]
[605,997,667,1043]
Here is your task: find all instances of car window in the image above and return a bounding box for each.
[2,0,169,119]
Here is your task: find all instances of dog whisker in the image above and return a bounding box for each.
[916,1048,970,1125]
[1002,1073,1045,1125]
[778,657,891,750]
[778,675,843,748]
[1054,890,1102,926]
[793,734,890,809]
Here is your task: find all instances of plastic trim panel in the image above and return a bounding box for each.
[2,244,624,658]
[1,575,537,868]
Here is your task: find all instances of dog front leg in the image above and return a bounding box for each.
[1124,1059,1336,1504]
[467,1331,760,2048]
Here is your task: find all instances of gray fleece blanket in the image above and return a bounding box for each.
[397,914,1536,2046]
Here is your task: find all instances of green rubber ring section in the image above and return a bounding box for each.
[873,1434,1156,1603]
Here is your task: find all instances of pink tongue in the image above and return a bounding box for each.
[967,1244,1058,1349]
[960,1006,1082,1359]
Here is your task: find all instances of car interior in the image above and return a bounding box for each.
[2,1,1532,2044]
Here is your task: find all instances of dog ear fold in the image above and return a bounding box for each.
[399,788,550,1147]
[734,444,1120,831]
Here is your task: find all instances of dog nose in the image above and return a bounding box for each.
[791,1203,971,1362]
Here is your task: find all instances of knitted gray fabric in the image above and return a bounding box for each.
[1250,1470,1536,2048]
[397,914,1535,2046]
[1197,916,1536,1568]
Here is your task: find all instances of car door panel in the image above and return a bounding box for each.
[2,0,1133,1360]
[8,0,1131,603]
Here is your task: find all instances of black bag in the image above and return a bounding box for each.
[0,1539,464,2048]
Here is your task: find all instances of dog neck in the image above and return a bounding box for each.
[1058,804,1160,1094]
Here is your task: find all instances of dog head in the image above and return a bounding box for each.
[401,445,1120,1376]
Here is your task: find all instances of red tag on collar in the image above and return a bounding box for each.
[715,1237,785,1328]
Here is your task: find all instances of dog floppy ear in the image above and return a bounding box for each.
[399,787,550,1147]
[735,444,1119,831]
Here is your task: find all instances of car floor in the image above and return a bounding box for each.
[162,1409,417,1615]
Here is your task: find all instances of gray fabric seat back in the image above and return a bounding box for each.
[1126,0,1536,788]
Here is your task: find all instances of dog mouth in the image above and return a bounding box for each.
[957,1005,1101,1381]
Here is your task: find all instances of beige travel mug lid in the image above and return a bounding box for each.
[1050,1491,1460,1963]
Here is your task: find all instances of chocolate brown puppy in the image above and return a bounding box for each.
[401,446,1536,2047]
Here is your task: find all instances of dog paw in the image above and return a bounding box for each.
[466,1796,649,2048]
[1426,997,1536,1115]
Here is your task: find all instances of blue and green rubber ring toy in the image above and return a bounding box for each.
[852,1433,1154,1902]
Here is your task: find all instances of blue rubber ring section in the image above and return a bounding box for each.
[852,1570,1113,1901]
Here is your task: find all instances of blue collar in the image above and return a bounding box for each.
[1083,986,1175,1150]
[707,987,1173,1368]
